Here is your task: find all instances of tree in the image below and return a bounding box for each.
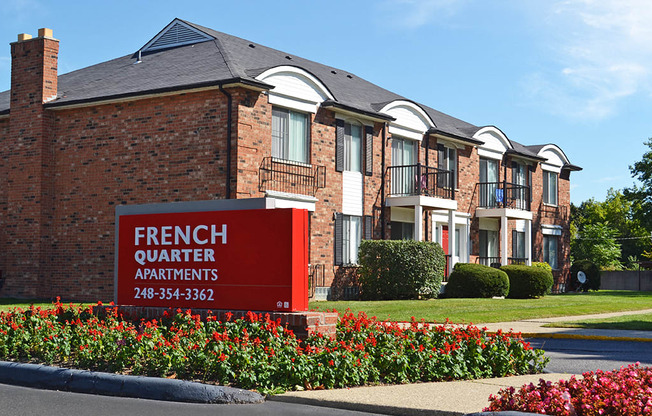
[572,189,650,264]
[625,138,652,231]
[572,222,622,270]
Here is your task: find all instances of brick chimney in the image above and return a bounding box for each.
[4,28,59,298]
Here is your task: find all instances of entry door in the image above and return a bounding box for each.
[480,158,499,207]
[441,226,449,255]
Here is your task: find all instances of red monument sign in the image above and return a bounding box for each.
[116,207,309,312]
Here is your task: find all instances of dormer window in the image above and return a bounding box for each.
[272,107,309,164]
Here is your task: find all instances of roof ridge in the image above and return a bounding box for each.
[180,20,246,80]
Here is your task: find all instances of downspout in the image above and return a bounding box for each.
[219,85,232,199]
[424,132,429,240]
[381,123,387,239]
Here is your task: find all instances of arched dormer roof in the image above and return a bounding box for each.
[255,65,334,113]
[474,126,512,160]
[379,100,435,140]
[537,144,571,173]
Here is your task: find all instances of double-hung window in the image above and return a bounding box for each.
[272,107,309,163]
[543,235,558,269]
[342,215,362,265]
[512,230,526,261]
[344,122,362,172]
[335,214,363,265]
[543,171,558,205]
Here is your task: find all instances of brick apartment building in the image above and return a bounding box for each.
[0,19,580,301]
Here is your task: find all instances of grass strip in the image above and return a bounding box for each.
[545,312,652,331]
[309,291,652,324]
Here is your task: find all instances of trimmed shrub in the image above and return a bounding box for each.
[357,240,445,300]
[444,263,509,298]
[501,264,554,299]
[531,261,552,272]
[569,260,600,291]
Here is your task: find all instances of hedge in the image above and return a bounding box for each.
[357,240,445,300]
[501,264,554,299]
[444,263,509,298]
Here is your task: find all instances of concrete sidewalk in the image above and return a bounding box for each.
[272,373,571,415]
[273,309,652,415]
[481,308,652,342]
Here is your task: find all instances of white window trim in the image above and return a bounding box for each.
[542,224,563,236]
[478,147,504,160]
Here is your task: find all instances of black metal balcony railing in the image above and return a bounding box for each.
[387,164,455,199]
[309,264,325,298]
[259,157,326,197]
[478,256,502,268]
[477,182,530,211]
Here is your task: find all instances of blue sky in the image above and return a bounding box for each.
[1,0,651,205]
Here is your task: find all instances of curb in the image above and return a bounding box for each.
[0,361,264,404]
[518,333,652,342]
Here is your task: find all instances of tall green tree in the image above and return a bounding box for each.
[572,189,650,265]
[625,138,652,233]
[571,222,622,270]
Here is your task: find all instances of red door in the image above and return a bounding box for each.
[442,226,450,276]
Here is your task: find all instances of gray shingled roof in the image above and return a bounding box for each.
[0,18,483,143]
[0,18,578,170]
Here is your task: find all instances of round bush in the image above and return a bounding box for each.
[531,262,552,273]
[569,260,600,292]
[358,240,445,300]
[444,263,509,298]
[501,264,553,299]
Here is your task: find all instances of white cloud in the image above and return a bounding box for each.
[595,175,626,184]
[525,0,652,119]
[378,0,466,28]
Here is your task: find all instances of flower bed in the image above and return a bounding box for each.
[485,363,652,415]
[0,300,547,394]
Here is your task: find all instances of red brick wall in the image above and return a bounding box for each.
[1,89,230,300]
[4,36,59,298]
[1,40,575,301]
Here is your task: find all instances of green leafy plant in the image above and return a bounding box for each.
[357,240,445,300]
[0,300,547,394]
[501,264,554,299]
[444,263,509,298]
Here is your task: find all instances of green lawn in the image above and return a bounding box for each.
[546,312,652,331]
[309,291,652,324]
[0,298,99,312]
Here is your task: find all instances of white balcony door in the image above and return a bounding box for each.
[391,137,416,195]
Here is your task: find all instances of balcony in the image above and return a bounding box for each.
[478,256,502,268]
[477,256,528,268]
[387,164,455,200]
[259,157,326,197]
[477,182,530,211]
[538,203,568,220]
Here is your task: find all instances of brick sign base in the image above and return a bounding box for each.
[95,305,337,340]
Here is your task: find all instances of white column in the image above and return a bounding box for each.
[448,210,456,269]
[414,205,423,241]
[501,215,508,265]
[525,218,532,266]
